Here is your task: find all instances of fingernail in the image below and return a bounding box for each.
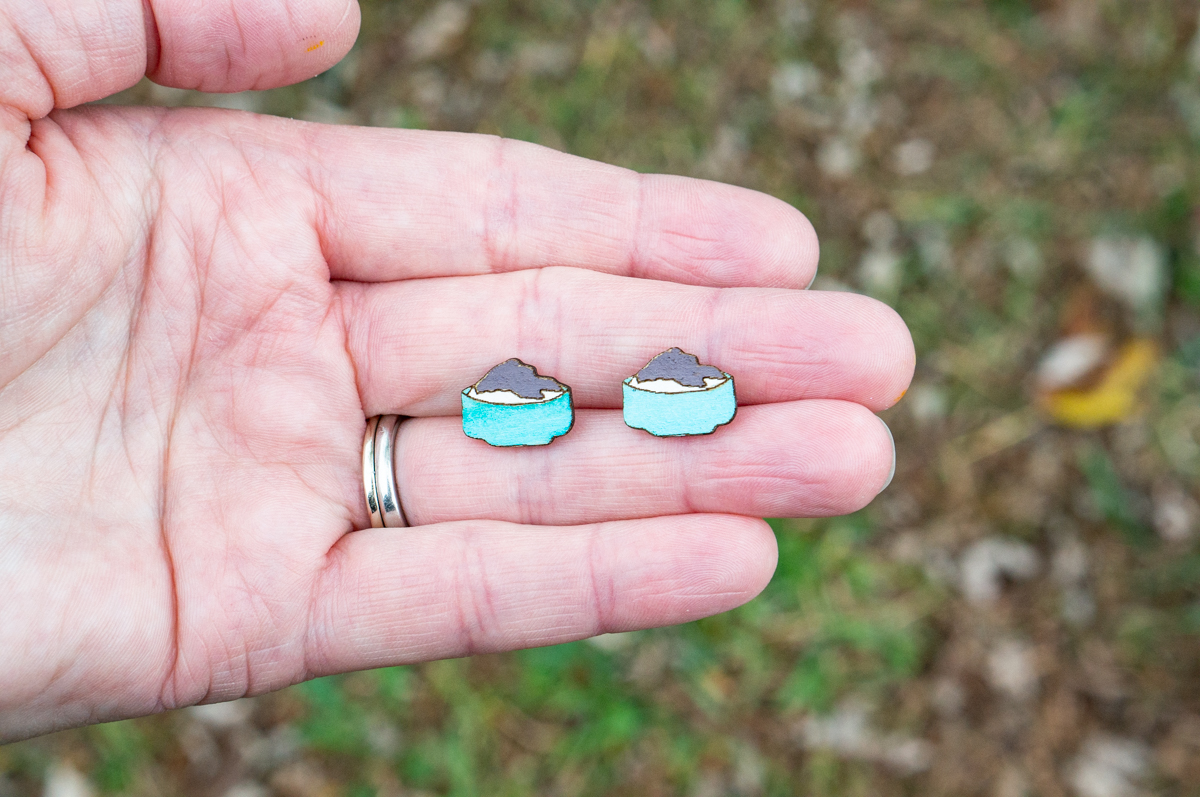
[878,417,895,493]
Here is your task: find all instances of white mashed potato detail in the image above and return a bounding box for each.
[467,387,565,405]
[627,375,727,393]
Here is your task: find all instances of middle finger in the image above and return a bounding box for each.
[340,268,913,416]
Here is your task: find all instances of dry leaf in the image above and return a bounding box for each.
[1040,340,1158,428]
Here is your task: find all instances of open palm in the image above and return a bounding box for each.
[0,0,913,740]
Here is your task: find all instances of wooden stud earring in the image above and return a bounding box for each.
[622,348,736,437]
[462,359,574,446]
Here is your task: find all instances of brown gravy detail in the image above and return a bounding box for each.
[635,348,725,388]
[475,359,566,399]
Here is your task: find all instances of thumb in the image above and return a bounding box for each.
[146,0,360,93]
[0,0,360,120]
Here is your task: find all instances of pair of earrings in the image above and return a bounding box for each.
[461,348,737,447]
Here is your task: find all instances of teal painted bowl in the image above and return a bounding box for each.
[622,376,736,437]
[461,388,574,447]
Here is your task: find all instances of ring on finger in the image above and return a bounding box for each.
[363,414,408,528]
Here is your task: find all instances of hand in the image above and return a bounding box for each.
[0,0,913,740]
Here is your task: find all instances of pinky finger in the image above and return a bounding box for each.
[305,515,777,673]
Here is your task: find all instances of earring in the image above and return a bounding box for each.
[623,348,736,437]
[462,358,574,446]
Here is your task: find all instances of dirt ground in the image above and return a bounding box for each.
[4,1,1200,795]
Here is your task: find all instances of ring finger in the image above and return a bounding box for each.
[391,400,894,526]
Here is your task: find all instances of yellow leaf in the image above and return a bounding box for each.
[1041,340,1159,428]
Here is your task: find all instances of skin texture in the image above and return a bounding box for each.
[0,0,914,741]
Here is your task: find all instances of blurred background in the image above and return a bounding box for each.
[5,0,1200,794]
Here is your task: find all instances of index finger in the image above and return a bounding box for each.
[304,128,819,288]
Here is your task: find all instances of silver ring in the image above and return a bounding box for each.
[363,415,408,528]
